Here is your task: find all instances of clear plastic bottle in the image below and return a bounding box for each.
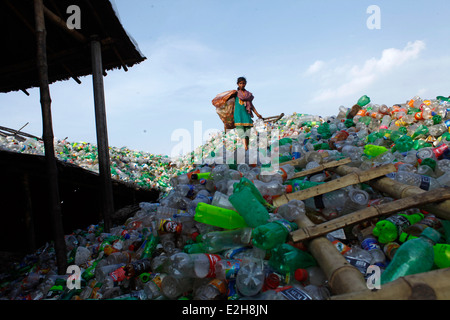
[386,171,441,191]
[436,159,450,177]
[235,260,266,297]
[161,275,195,299]
[294,265,328,287]
[276,199,306,222]
[381,228,441,284]
[143,273,166,300]
[341,245,372,274]
[353,225,386,267]
[193,279,227,300]
[214,259,242,280]
[427,120,450,137]
[199,227,253,253]
[253,179,288,197]
[210,164,229,182]
[340,188,370,215]
[304,189,348,212]
[210,191,235,211]
[94,263,126,283]
[187,190,212,215]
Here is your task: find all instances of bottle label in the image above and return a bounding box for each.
[110,267,127,282]
[221,260,241,280]
[278,286,312,300]
[361,237,381,251]
[419,175,431,190]
[420,215,442,229]
[314,195,325,209]
[205,254,222,278]
[331,240,351,255]
[386,214,412,235]
[223,246,250,259]
[277,168,288,180]
[345,256,371,274]
[208,279,227,295]
[151,274,165,290]
[158,220,182,234]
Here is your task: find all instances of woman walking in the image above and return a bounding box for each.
[234,77,264,150]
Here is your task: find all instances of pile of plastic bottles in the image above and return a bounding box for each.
[1,94,450,300]
[0,137,191,192]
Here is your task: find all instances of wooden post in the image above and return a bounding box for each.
[34,0,67,274]
[22,173,36,252]
[91,37,113,233]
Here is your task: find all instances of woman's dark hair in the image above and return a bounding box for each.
[237,76,247,84]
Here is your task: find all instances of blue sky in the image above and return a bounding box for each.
[1,0,450,157]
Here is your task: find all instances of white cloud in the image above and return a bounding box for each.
[309,40,426,103]
[306,60,325,75]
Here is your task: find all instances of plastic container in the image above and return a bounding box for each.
[381,228,441,284]
[198,227,253,253]
[194,202,248,229]
[372,212,424,243]
[269,243,317,275]
[252,219,298,250]
[228,186,269,228]
[235,260,266,297]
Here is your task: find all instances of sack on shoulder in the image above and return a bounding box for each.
[212,90,237,108]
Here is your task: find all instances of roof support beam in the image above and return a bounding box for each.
[33,0,67,275]
[91,36,113,233]
[42,5,87,43]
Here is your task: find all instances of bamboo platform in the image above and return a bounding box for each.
[274,163,396,207]
[285,162,450,299]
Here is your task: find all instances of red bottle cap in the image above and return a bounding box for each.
[285,185,293,193]
[265,273,280,290]
[295,268,308,282]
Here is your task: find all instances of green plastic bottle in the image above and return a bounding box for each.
[194,202,248,229]
[140,233,159,259]
[434,243,450,269]
[269,243,317,275]
[357,95,371,107]
[372,212,424,244]
[381,228,441,284]
[233,177,272,210]
[364,145,388,157]
[228,186,270,228]
[252,219,298,250]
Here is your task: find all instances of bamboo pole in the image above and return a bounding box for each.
[274,163,396,207]
[331,165,450,221]
[331,267,450,300]
[282,157,351,174]
[91,37,114,233]
[34,0,67,275]
[291,187,450,242]
[294,213,369,295]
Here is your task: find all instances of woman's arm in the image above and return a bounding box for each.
[251,106,263,119]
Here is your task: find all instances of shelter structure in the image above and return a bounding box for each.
[0,0,146,273]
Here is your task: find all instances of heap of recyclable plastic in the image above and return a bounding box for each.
[0,137,193,193]
[1,94,450,300]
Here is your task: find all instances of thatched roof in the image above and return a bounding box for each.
[0,0,146,93]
